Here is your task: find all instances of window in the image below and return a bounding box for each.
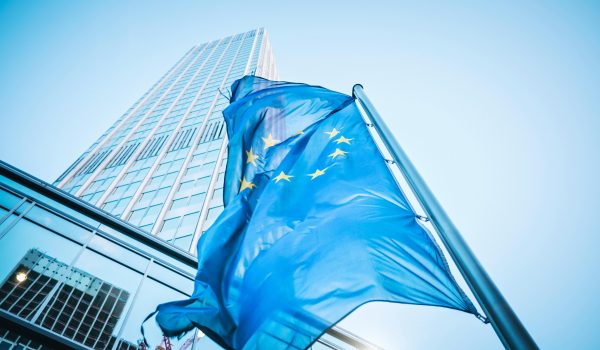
[25,206,93,244]
[157,217,180,241]
[204,207,223,229]
[127,209,145,226]
[115,276,191,348]
[170,197,188,211]
[175,212,200,238]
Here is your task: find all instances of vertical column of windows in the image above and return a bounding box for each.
[155,138,224,249]
[188,32,272,254]
[154,33,258,250]
[261,31,279,80]
[196,36,258,217]
[264,35,274,79]
[249,29,264,75]
[180,82,220,128]
[200,152,228,233]
[255,30,268,78]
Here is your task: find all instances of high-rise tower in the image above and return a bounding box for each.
[55,28,278,253]
[0,29,378,349]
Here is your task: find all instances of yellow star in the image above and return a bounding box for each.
[328,148,348,159]
[239,177,256,192]
[262,133,280,149]
[294,130,304,136]
[307,169,326,180]
[334,136,352,145]
[245,148,259,166]
[325,128,340,139]
[274,171,293,183]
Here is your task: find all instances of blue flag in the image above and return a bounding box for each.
[152,76,478,349]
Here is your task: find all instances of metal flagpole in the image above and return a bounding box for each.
[352,84,538,350]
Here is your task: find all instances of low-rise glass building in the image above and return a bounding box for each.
[1,161,199,349]
[1,161,379,350]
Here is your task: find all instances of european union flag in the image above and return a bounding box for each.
[152,76,478,349]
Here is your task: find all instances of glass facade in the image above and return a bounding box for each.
[55,28,279,254]
[3,30,379,350]
[0,163,199,349]
[1,162,378,350]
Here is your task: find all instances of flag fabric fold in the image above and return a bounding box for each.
[152,76,478,350]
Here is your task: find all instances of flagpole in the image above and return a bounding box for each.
[352,84,538,350]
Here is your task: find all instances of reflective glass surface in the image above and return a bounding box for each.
[53,29,278,255]
[0,180,197,349]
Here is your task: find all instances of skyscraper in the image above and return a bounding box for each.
[55,28,278,253]
[0,29,379,349]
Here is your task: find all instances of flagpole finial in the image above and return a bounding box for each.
[352,84,364,99]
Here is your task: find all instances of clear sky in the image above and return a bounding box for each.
[1,1,599,349]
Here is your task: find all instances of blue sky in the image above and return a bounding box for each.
[1,1,600,348]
